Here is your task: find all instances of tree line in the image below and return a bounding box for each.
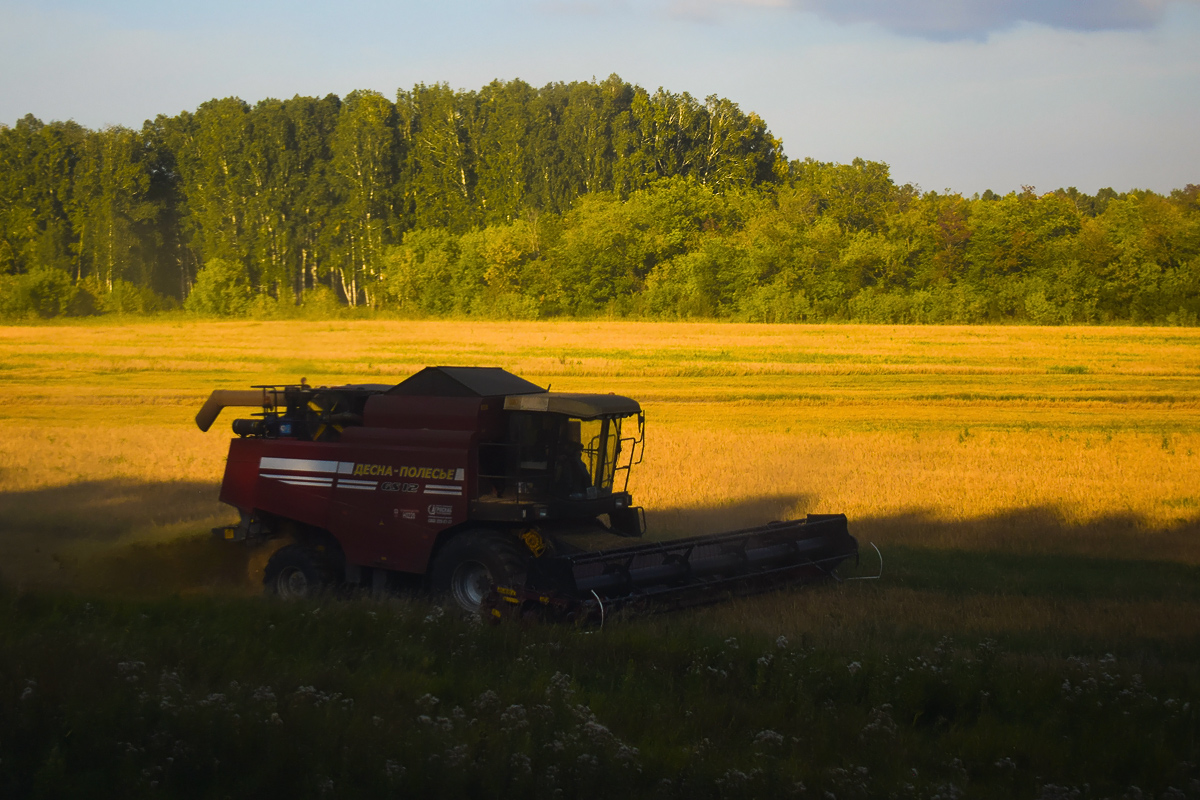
[1,76,1197,324]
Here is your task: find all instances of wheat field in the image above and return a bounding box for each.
[1,319,1198,633]
[4,317,1199,799]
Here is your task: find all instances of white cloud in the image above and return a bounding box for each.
[675,0,1193,38]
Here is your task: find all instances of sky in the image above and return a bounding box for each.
[1,0,1197,196]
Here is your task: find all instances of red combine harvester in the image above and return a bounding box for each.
[197,367,858,620]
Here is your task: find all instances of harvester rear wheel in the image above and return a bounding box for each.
[263,545,336,600]
[430,531,529,615]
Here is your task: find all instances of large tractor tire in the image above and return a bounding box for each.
[430,531,529,615]
[263,544,338,600]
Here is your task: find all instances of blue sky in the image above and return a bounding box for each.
[2,0,1197,195]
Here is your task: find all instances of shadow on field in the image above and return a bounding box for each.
[852,504,1200,565]
[0,479,221,541]
[5,480,1200,604]
[644,493,812,537]
[0,478,246,593]
[651,496,1200,605]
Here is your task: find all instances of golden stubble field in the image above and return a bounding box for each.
[2,319,1198,640]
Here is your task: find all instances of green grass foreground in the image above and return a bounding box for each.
[2,551,1197,800]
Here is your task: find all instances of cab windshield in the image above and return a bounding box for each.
[498,411,644,501]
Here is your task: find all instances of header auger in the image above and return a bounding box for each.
[198,366,858,619]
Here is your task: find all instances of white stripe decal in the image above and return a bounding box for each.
[424,488,463,496]
[261,473,332,483]
[454,468,465,481]
[259,457,340,474]
[339,485,376,491]
[337,462,356,475]
[278,479,334,487]
[270,475,333,482]
[425,484,460,491]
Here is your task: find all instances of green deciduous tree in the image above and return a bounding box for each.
[330,91,398,307]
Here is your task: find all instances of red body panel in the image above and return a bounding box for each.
[220,430,477,574]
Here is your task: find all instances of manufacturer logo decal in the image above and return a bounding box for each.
[347,464,465,480]
[353,463,395,477]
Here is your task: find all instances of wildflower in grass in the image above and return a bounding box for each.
[580,720,612,745]
[384,759,404,780]
[546,671,575,699]
[775,635,789,649]
[423,606,445,624]
[860,705,898,739]
[500,704,528,731]
[511,753,533,774]
[252,686,276,706]
[474,689,500,711]
[158,671,182,694]
[416,693,440,711]
[847,661,862,675]
[117,661,145,682]
[444,744,470,768]
[753,729,785,748]
[716,768,754,791]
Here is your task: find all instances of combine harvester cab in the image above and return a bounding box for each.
[197,366,857,619]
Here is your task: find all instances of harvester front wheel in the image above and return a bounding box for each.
[263,545,336,600]
[430,532,528,615]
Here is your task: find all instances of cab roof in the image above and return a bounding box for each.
[503,393,641,420]
[387,366,546,398]
[387,367,640,419]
